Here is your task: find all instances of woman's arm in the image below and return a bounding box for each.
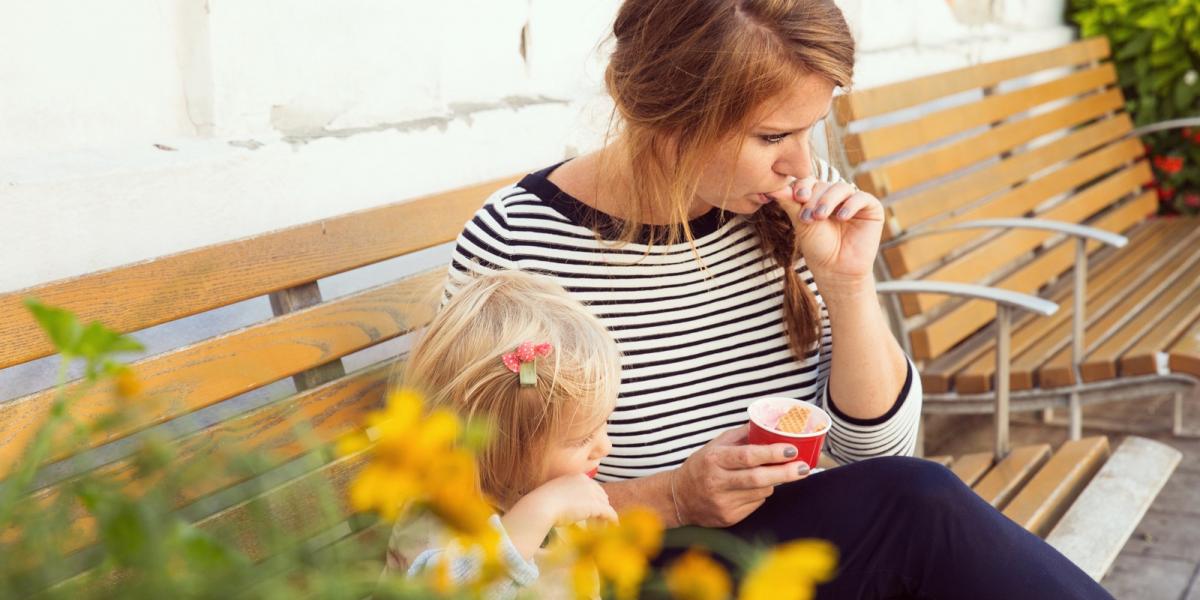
[818,279,908,420]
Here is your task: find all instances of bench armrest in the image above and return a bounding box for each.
[875,281,1058,316]
[1128,116,1200,139]
[886,218,1128,249]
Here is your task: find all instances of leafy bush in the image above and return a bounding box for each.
[1070,0,1200,214]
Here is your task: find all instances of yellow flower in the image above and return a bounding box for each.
[738,540,838,600]
[549,507,665,600]
[666,549,732,600]
[114,367,142,398]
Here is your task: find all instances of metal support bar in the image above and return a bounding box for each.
[1069,237,1087,440]
[995,304,1012,459]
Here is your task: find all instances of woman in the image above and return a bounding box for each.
[441,0,1112,597]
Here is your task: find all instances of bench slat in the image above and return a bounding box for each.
[1168,316,1200,378]
[895,156,1150,314]
[18,363,390,554]
[971,444,1051,509]
[909,190,1156,360]
[1081,254,1200,381]
[949,452,994,487]
[1037,245,1200,387]
[1120,284,1200,376]
[846,63,1118,165]
[833,37,1110,123]
[921,220,1176,392]
[884,114,1132,237]
[1003,437,1109,537]
[888,136,1137,278]
[0,270,441,479]
[1045,437,1181,580]
[858,88,1125,196]
[0,175,509,370]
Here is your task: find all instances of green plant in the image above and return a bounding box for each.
[1070,0,1200,214]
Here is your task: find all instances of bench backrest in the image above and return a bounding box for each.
[0,176,509,569]
[825,37,1156,366]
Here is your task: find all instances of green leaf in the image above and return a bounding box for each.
[1175,79,1199,112]
[1117,30,1154,59]
[23,299,82,355]
[99,501,152,566]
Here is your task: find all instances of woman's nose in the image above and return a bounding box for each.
[775,138,812,179]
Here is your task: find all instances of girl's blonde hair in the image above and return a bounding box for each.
[601,0,855,359]
[401,271,621,510]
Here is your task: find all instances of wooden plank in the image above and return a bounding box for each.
[857,88,1125,197]
[1120,285,1200,376]
[833,37,1110,123]
[1081,256,1200,382]
[269,282,348,391]
[909,190,1156,360]
[894,155,1150,315]
[1168,317,1200,378]
[885,114,1132,236]
[926,455,953,467]
[971,444,1052,509]
[196,452,368,563]
[949,452,994,487]
[0,269,442,479]
[14,362,390,554]
[1046,436,1181,581]
[950,221,1194,392]
[1038,245,1200,387]
[0,174,513,370]
[1003,437,1110,537]
[848,63,1117,164]
[886,138,1144,281]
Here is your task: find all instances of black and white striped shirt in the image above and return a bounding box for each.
[444,160,922,480]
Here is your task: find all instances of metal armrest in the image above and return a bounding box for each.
[886,218,1128,249]
[1128,117,1200,139]
[876,280,1056,460]
[875,280,1058,316]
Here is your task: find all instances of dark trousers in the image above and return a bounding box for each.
[656,457,1113,599]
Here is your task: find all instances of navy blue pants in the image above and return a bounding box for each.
[657,457,1113,599]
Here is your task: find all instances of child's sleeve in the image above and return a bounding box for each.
[405,514,539,599]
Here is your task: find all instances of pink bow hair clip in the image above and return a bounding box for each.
[502,342,552,387]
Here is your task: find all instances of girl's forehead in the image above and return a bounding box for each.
[753,75,837,131]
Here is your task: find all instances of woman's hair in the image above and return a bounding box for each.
[602,0,855,358]
[400,271,621,510]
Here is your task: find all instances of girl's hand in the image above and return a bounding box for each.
[530,473,619,526]
[771,177,885,288]
[673,425,812,527]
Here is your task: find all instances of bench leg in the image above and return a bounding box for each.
[1068,391,1082,441]
[1174,388,1200,439]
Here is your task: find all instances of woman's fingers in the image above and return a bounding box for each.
[803,182,856,222]
[791,176,819,203]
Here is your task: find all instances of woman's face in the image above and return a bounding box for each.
[691,74,837,216]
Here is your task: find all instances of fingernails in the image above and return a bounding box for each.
[783,446,798,458]
[797,186,811,200]
[816,204,829,217]
[837,207,851,219]
[800,207,813,221]
[797,462,811,476]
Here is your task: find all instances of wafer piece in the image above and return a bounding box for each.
[776,405,811,433]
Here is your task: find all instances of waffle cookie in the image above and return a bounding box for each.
[776,405,811,433]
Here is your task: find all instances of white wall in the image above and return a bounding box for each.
[1,0,1071,295]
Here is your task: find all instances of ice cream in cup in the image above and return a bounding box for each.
[747,397,831,467]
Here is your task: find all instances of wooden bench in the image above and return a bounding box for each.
[820,36,1193,581]
[0,163,1177,584]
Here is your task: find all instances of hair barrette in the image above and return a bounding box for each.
[502,342,552,387]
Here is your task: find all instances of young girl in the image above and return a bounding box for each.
[384,270,621,597]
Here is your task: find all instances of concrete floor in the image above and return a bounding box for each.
[923,394,1200,600]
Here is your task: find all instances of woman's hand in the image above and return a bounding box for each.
[673,425,812,527]
[771,177,885,288]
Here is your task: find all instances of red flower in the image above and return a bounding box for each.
[1157,185,1177,201]
[1185,127,1193,139]
[1185,193,1200,208]
[1153,155,1185,175]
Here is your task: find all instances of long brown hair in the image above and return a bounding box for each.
[602,0,854,358]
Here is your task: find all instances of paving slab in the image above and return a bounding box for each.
[1101,553,1194,600]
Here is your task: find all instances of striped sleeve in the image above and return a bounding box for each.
[443,187,520,301]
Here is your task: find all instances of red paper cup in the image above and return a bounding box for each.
[747,397,831,467]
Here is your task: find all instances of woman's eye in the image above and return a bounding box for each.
[760,133,789,144]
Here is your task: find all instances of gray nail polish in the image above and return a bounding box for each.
[783,446,798,458]
[816,204,828,216]
[798,187,811,200]
[801,207,813,221]
[837,207,851,219]
[797,462,811,476]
